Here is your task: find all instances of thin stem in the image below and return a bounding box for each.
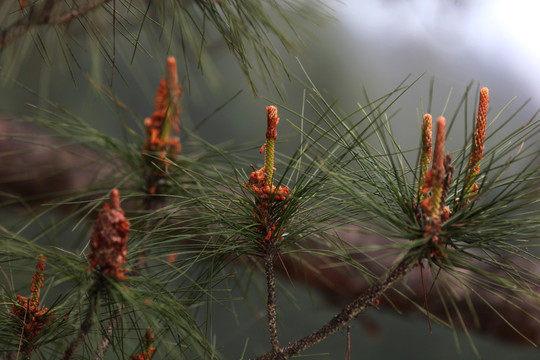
[345,325,351,360]
[94,306,122,360]
[252,250,418,360]
[264,250,282,357]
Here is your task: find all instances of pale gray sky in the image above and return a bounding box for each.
[337,0,540,99]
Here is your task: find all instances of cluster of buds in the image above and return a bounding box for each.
[246,106,290,248]
[10,254,55,356]
[417,116,454,258]
[415,87,489,259]
[131,327,156,360]
[88,189,130,280]
[143,56,183,195]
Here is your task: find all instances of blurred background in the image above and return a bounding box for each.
[1,0,539,358]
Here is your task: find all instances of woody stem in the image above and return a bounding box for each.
[264,250,282,356]
[252,250,418,360]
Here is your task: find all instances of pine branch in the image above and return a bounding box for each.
[0,0,111,51]
[0,1,331,94]
[277,233,540,346]
[0,119,112,206]
[1,119,539,347]
[252,249,418,360]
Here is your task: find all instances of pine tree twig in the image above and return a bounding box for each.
[0,0,111,51]
[264,250,282,358]
[252,250,418,360]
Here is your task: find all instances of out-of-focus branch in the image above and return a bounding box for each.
[0,119,110,206]
[0,0,111,51]
[1,120,539,346]
[278,233,540,346]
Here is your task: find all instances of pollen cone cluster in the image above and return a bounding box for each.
[415,87,489,259]
[143,56,183,195]
[247,106,290,247]
[88,189,130,280]
[417,116,453,258]
[11,254,55,356]
[466,86,489,197]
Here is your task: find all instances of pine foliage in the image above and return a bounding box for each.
[0,1,539,359]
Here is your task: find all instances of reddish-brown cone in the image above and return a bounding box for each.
[265,105,279,140]
[88,189,130,280]
[421,116,446,220]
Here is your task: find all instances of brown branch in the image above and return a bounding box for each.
[264,250,282,358]
[252,250,418,360]
[0,0,111,51]
[0,119,111,206]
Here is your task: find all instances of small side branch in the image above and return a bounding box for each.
[253,251,417,360]
[0,0,111,51]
